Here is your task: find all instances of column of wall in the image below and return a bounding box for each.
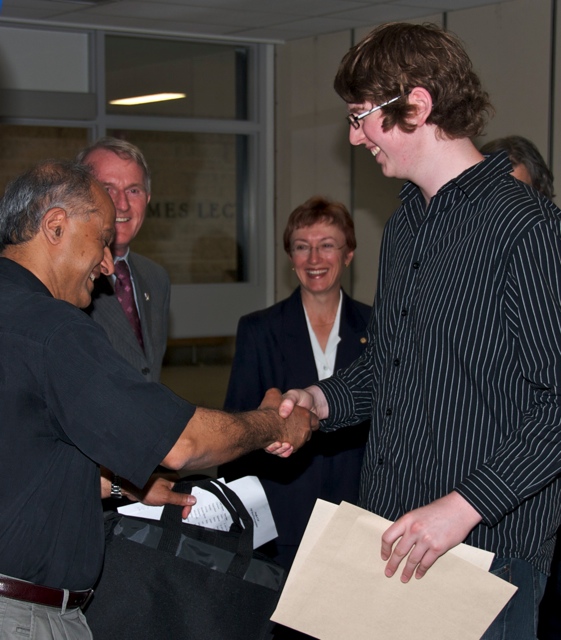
[449,0,552,156]
[275,31,353,302]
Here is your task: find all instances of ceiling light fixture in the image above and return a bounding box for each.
[51,0,119,5]
[109,93,186,106]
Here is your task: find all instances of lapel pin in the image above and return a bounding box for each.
[144,293,150,301]
[360,337,367,344]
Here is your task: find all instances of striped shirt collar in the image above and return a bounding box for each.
[400,150,514,231]
[400,150,513,205]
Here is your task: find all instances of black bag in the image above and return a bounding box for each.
[85,478,286,640]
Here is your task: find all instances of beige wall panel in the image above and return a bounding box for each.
[315,32,356,109]
[352,153,403,306]
[552,5,561,195]
[448,0,551,157]
[275,39,292,231]
[277,123,353,299]
[354,12,443,41]
[286,121,351,205]
[286,39,317,117]
[275,30,353,301]
[315,121,353,201]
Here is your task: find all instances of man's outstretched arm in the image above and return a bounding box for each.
[162,388,319,471]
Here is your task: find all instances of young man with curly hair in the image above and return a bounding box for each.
[279,22,561,639]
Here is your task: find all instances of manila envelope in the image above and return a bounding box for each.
[272,501,517,639]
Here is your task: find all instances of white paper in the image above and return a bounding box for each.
[117,501,164,521]
[117,476,277,549]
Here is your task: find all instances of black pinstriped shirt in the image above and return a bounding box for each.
[317,152,561,573]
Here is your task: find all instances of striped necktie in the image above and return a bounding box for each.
[113,260,144,350]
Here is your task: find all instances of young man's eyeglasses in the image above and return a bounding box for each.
[346,94,407,129]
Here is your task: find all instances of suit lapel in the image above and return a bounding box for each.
[336,291,370,370]
[93,271,145,358]
[280,288,319,386]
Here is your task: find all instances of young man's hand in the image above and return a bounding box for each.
[381,491,482,582]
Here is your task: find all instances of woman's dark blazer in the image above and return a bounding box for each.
[223,287,371,568]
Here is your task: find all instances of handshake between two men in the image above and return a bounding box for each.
[265,384,483,586]
[117,388,319,517]
[124,382,480,586]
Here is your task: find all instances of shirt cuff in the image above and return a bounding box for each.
[315,376,360,432]
[455,465,519,527]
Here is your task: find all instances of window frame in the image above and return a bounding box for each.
[0,22,275,338]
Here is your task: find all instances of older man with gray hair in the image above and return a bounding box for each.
[77,137,168,382]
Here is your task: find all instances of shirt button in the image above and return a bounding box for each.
[141,367,150,375]
[401,309,408,316]
[378,456,384,465]
[394,359,400,366]
[412,261,420,269]
[386,408,392,416]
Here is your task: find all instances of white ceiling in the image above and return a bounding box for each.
[1,0,513,42]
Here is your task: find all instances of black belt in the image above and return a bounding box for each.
[0,576,93,609]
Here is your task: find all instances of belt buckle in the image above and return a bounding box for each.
[81,589,94,610]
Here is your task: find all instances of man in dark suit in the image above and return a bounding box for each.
[77,138,169,382]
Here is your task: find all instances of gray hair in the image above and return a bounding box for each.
[480,135,555,200]
[0,160,98,252]
[76,136,151,193]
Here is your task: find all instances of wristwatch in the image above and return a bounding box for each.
[110,475,123,499]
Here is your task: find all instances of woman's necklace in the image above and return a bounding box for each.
[311,316,336,327]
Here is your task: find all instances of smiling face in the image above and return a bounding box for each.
[55,183,116,308]
[83,148,150,257]
[347,101,415,180]
[289,222,353,297]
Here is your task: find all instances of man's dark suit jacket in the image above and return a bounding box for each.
[223,287,371,569]
[87,252,170,382]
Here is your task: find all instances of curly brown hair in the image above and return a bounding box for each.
[334,22,494,139]
[283,196,357,254]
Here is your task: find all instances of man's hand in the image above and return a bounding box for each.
[129,475,197,520]
[264,441,294,457]
[278,386,328,420]
[101,468,197,520]
[380,491,482,582]
[260,388,319,457]
[263,386,326,456]
[260,388,295,457]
